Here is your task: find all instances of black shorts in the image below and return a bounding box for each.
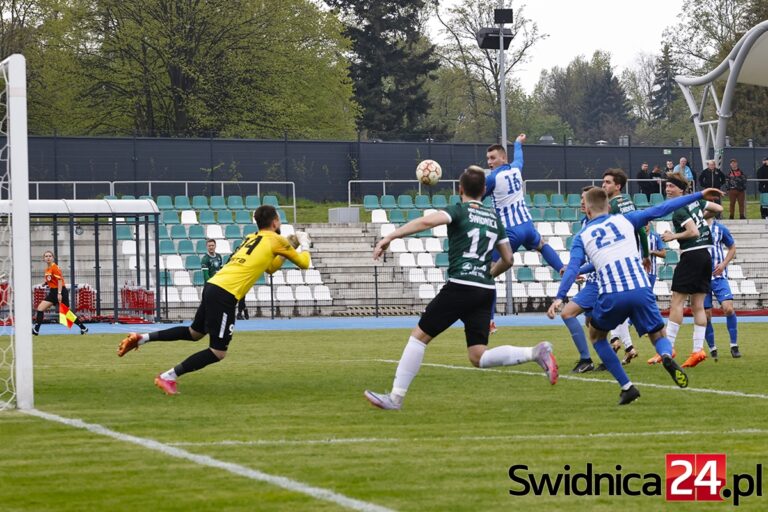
[671,248,712,295]
[418,281,495,347]
[44,286,69,306]
[191,283,238,351]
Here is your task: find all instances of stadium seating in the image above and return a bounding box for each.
[414,195,431,209]
[227,196,244,210]
[192,195,209,209]
[245,195,261,209]
[397,195,415,209]
[550,194,566,208]
[431,195,448,208]
[566,194,581,208]
[364,195,380,211]
[633,193,650,208]
[174,195,192,210]
[210,196,227,210]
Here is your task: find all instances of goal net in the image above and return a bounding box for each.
[0,54,31,410]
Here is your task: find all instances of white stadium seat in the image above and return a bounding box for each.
[280,224,295,237]
[173,270,192,286]
[313,285,332,302]
[424,238,442,253]
[408,268,427,283]
[270,270,285,285]
[527,282,547,298]
[432,224,447,237]
[523,252,541,266]
[495,282,507,298]
[728,265,744,279]
[285,269,304,285]
[417,253,434,267]
[534,267,553,282]
[245,289,257,302]
[294,285,313,301]
[547,236,565,251]
[389,239,407,253]
[304,269,323,285]
[545,282,560,297]
[418,284,435,299]
[407,238,425,253]
[426,268,444,283]
[653,280,670,297]
[180,286,199,302]
[276,286,294,301]
[559,251,570,265]
[399,253,417,267]
[257,286,272,302]
[371,209,388,223]
[380,223,396,237]
[511,283,527,297]
[180,210,198,225]
[206,225,224,240]
[422,209,437,216]
[165,287,181,303]
[554,222,571,236]
[537,222,554,237]
[121,240,137,255]
[216,239,232,254]
[513,252,524,266]
[165,255,184,270]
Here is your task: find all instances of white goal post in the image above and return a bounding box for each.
[0,54,32,410]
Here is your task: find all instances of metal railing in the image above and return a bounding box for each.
[29,181,113,199]
[348,179,460,207]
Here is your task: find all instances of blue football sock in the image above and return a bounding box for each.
[654,336,673,357]
[540,244,564,272]
[490,289,496,321]
[705,320,715,349]
[726,313,738,345]
[564,316,590,360]
[594,339,630,386]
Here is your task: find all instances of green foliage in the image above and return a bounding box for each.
[326,0,440,140]
[649,44,680,123]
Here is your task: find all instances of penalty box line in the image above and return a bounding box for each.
[21,408,396,512]
[372,359,768,400]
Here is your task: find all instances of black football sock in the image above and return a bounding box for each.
[149,326,197,342]
[174,348,221,377]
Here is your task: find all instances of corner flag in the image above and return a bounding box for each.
[59,303,77,328]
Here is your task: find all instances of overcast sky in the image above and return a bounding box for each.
[430,0,686,93]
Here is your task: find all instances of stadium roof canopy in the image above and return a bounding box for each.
[676,20,768,168]
[0,199,158,215]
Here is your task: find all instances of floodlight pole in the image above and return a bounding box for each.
[498,1,507,152]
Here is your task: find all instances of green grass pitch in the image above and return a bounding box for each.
[1,322,766,511]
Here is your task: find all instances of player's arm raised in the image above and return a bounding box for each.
[373,211,448,260]
[268,235,310,273]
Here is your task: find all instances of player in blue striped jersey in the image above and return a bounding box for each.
[547,186,724,405]
[485,134,564,332]
[704,217,741,359]
[646,224,667,288]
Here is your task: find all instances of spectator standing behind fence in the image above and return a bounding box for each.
[757,157,768,218]
[663,161,676,196]
[674,157,695,189]
[651,165,665,194]
[725,158,747,219]
[698,160,726,218]
[636,162,655,199]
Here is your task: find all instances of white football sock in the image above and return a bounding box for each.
[160,368,178,381]
[693,324,706,352]
[666,321,680,347]
[392,337,427,399]
[138,333,150,345]
[611,319,633,349]
[479,345,533,368]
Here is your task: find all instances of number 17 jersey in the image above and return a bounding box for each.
[441,200,508,289]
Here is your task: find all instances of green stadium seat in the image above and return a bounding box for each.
[139,195,153,201]
[550,194,566,208]
[388,209,405,224]
[169,225,188,240]
[187,225,205,240]
[659,213,672,221]
[255,273,267,286]
[192,270,205,286]
[185,255,202,271]
[209,196,227,210]
[242,225,258,236]
[435,253,449,267]
[760,193,768,206]
[533,194,549,208]
[161,210,180,224]
[483,196,493,208]
[103,195,118,200]
[397,195,414,209]
[529,208,544,222]
[381,195,397,209]
[406,209,421,222]
[228,238,242,251]
[516,267,534,282]
[442,239,450,251]
[157,225,170,240]
[198,210,216,224]
[225,225,242,239]
[121,194,136,200]
[235,210,253,225]
[363,195,380,211]
[524,193,532,205]
[571,222,582,234]
[566,194,581,208]
[543,208,560,221]
[633,193,650,208]
[174,195,192,210]
[448,194,461,205]
[659,265,675,281]
[560,208,578,222]
[566,236,574,250]
[431,195,447,208]
[217,210,234,224]
[414,195,431,209]
[551,269,562,281]
[177,239,196,255]
[245,195,261,209]
[159,240,176,255]
[277,209,287,222]
[227,196,244,210]
[665,251,680,265]
[192,195,209,209]
[195,239,208,253]
[116,225,134,240]
[159,270,173,286]
[282,259,298,270]
[262,195,279,207]
[156,195,174,210]
[650,193,664,205]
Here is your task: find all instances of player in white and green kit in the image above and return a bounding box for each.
[364,166,558,410]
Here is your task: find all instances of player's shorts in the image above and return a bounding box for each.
[43,286,69,306]
[507,221,542,252]
[571,280,598,314]
[191,282,238,351]
[418,281,495,347]
[671,248,712,295]
[704,278,734,309]
[590,287,664,337]
[648,274,657,289]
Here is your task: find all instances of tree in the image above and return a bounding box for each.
[621,52,656,124]
[326,0,440,140]
[649,44,680,123]
[433,0,545,142]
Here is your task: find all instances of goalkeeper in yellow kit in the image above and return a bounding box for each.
[117,205,310,395]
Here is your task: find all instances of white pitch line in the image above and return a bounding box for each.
[373,359,768,400]
[171,428,768,447]
[22,408,396,512]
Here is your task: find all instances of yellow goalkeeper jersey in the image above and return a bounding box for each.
[208,230,310,300]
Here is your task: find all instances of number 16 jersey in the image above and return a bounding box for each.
[441,200,508,289]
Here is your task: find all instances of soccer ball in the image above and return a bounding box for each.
[416,159,442,186]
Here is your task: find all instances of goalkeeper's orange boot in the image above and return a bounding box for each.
[117,333,142,357]
[154,375,178,395]
[681,350,707,368]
